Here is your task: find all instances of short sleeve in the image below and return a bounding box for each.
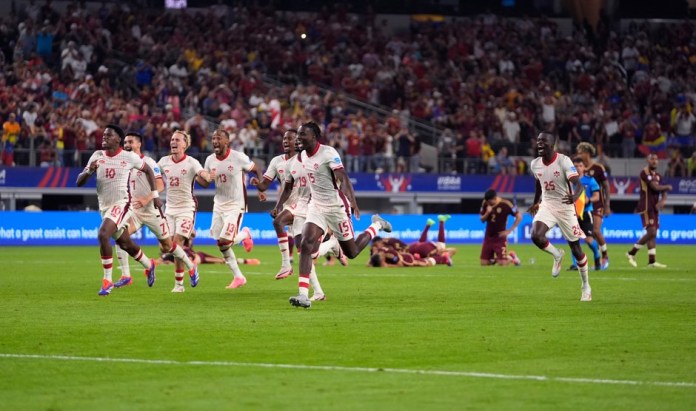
[240,153,255,173]
[128,152,145,170]
[590,177,600,193]
[263,157,278,181]
[191,158,203,175]
[83,151,101,171]
[563,156,578,180]
[149,158,162,179]
[326,146,344,170]
[203,156,211,172]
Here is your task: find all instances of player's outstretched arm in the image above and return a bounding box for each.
[335,168,360,220]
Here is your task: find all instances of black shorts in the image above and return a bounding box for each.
[578,211,594,237]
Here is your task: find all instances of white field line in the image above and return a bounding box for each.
[0,353,694,389]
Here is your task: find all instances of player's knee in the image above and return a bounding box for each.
[217,239,232,251]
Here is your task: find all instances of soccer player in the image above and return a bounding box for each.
[157,130,212,293]
[576,142,611,269]
[528,132,592,302]
[569,157,602,271]
[626,154,672,268]
[160,231,260,266]
[113,132,199,289]
[197,129,260,289]
[406,215,457,265]
[254,130,341,301]
[368,237,435,267]
[253,129,299,279]
[282,121,392,308]
[76,125,159,296]
[479,189,522,266]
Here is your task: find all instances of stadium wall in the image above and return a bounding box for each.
[1,212,695,246]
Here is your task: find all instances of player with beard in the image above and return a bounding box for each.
[528,132,592,302]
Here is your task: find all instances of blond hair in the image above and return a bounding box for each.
[173,130,191,149]
[576,142,596,156]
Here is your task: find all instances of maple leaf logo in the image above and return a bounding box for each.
[553,171,560,177]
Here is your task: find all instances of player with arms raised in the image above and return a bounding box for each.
[158,130,211,292]
[626,154,672,268]
[197,129,260,289]
[76,125,159,296]
[286,122,392,308]
[528,132,592,302]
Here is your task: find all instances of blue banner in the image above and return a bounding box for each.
[1,211,695,246]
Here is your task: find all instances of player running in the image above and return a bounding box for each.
[568,157,602,271]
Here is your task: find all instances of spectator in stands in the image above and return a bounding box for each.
[619,111,638,158]
[489,146,514,175]
[2,113,21,166]
[670,96,695,151]
[667,146,686,177]
[639,117,667,158]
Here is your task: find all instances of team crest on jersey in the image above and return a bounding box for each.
[553,171,560,177]
[496,207,501,213]
[292,170,296,174]
[228,165,234,172]
[181,169,187,175]
[314,163,319,170]
[137,171,142,177]
[120,161,128,167]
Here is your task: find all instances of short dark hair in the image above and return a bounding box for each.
[301,121,322,139]
[286,128,298,134]
[106,124,125,140]
[369,253,382,267]
[572,156,583,164]
[484,189,496,201]
[372,236,382,244]
[214,128,230,139]
[125,132,143,142]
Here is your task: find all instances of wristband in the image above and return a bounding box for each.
[151,190,159,198]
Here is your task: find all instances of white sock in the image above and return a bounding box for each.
[116,245,131,277]
[299,273,310,297]
[309,264,324,295]
[233,229,249,245]
[101,256,113,282]
[364,223,380,240]
[132,248,151,269]
[278,233,291,267]
[175,269,184,286]
[577,254,590,289]
[542,242,562,259]
[222,247,244,278]
[599,244,607,252]
[170,243,194,270]
[318,236,338,257]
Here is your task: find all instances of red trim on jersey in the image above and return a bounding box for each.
[541,152,558,166]
[115,202,130,227]
[331,165,344,171]
[242,172,248,211]
[262,175,273,181]
[172,154,188,164]
[105,148,123,158]
[338,190,351,219]
[216,148,231,161]
[307,143,321,157]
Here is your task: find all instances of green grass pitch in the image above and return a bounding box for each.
[1,244,695,410]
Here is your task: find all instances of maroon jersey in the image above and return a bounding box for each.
[636,167,663,214]
[407,241,437,257]
[586,162,608,208]
[383,237,408,251]
[480,198,516,239]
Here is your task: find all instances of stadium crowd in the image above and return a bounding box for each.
[0,1,695,176]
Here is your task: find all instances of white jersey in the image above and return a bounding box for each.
[530,152,579,209]
[85,148,145,211]
[129,154,162,214]
[302,144,348,209]
[158,154,203,214]
[284,151,311,214]
[262,154,290,184]
[203,149,255,212]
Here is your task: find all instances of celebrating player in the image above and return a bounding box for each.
[576,142,611,269]
[626,154,672,268]
[479,189,522,266]
[197,129,260,289]
[528,132,592,302]
[284,121,392,308]
[113,132,199,289]
[76,125,159,296]
[157,130,211,292]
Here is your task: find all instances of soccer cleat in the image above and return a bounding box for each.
[567,265,578,271]
[310,293,326,301]
[426,218,436,226]
[581,288,592,302]
[241,227,254,252]
[371,214,392,233]
[442,251,453,267]
[245,258,261,265]
[275,267,293,280]
[171,284,185,293]
[145,259,157,287]
[189,265,199,288]
[626,252,637,268]
[509,251,521,266]
[601,257,610,270]
[226,276,247,289]
[289,294,311,308]
[552,249,565,278]
[647,262,667,268]
[98,279,114,296]
[438,214,452,222]
[113,276,133,288]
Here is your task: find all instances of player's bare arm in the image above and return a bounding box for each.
[657,191,668,210]
[334,168,360,220]
[195,173,212,188]
[480,204,493,222]
[272,180,294,217]
[649,180,673,193]
[76,160,99,186]
[527,180,542,215]
[601,179,611,216]
[501,208,523,238]
[564,175,584,205]
[141,162,164,212]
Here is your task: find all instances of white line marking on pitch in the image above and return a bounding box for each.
[0,353,693,389]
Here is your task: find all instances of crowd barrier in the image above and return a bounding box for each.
[1,212,695,246]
